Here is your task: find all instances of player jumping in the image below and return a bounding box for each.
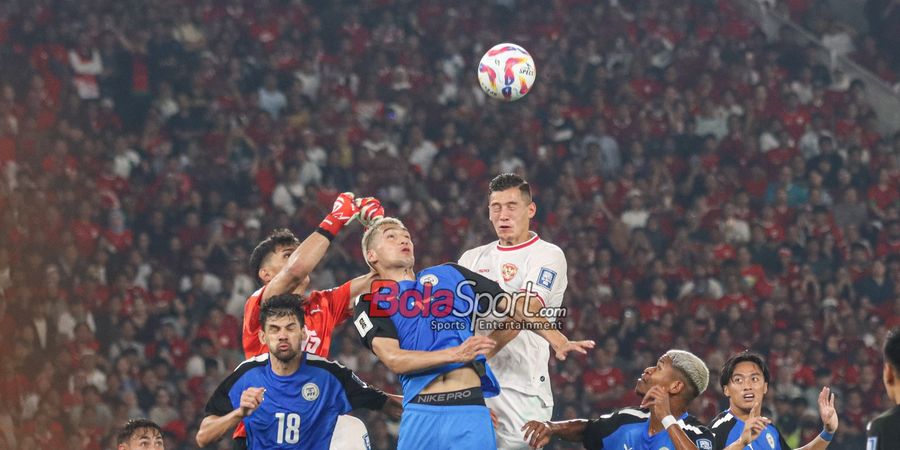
[459,173,568,450]
[352,217,593,450]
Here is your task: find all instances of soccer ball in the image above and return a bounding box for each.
[477,43,536,102]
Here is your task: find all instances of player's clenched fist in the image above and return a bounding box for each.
[239,387,266,417]
[319,192,359,238]
[355,197,385,229]
[521,420,552,449]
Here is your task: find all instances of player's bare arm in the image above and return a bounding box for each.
[521,419,590,448]
[196,387,265,447]
[497,290,594,360]
[371,335,496,375]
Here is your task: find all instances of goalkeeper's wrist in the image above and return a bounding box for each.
[315,227,335,241]
[318,214,344,237]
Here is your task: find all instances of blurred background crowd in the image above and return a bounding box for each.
[0,0,897,448]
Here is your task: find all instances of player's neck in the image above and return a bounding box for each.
[729,404,752,422]
[499,230,533,247]
[378,266,415,282]
[271,354,302,376]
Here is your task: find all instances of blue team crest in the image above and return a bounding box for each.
[537,267,557,289]
[302,382,320,401]
[419,274,439,286]
[766,432,775,448]
[696,439,712,450]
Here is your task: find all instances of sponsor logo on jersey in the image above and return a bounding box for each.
[502,263,518,282]
[696,439,713,450]
[302,382,320,401]
[866,437,876,450]
[537,267,557,289]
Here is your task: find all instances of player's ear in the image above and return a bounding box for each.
[723,384,731,398]
[886,362,896,386]
[762,382,768,396]
[669,379,685,396]
[528,201,536,219]
[366,248,378,267]
[259,267,271,283]
[258,328,266,346]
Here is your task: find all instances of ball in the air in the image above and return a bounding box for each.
[477,43,536,101]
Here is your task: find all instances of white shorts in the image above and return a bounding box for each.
[486,389,553,450]
[329,414,370,450]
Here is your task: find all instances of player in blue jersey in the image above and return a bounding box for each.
[521,350,715,450]
[352,217,594,450]
[195,294,402,449]
[709,351,838,450]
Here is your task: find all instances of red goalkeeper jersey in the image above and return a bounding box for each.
[241,281,353,359]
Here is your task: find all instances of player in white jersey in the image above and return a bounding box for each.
[458,173,568,450]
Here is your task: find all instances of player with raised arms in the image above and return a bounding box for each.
[239,192,383,449]
[353,217,594,449]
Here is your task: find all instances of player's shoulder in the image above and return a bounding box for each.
[681,415,714,436]
[461,241,497,258]
[226,353,270,383]
[304,354,363,382]
[600,407,651,424]
[868,406,900,432]
[709,410,737,430]
[531,237,566,260]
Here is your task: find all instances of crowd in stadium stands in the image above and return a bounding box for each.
[0,0,898,449]
[767,0,900,89]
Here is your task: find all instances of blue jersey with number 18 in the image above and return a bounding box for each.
[204,353,387,450]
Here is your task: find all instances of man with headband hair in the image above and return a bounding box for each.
[522,349,715,450]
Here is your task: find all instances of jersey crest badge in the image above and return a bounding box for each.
[766,432,775,448]
[419,274,439,286]
[302,382,320,401]
[696,439,712,450]
[502,263,518,282]
[537,267,557,289]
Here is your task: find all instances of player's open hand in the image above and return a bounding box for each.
[521,420,552,449]
[552,339,595,361]
[451,336,496,362]
[640,385,672,422]
[239,387,265,417]
[818,386,838,433]
[738,400,772,445]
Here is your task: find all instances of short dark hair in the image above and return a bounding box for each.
[260,293,305,329]
[489,173,531,201]
[116,418,162,444]
[885,327,900,370]
[249,229,300,283]
[720,351,770,388]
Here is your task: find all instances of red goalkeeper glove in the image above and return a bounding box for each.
[318,192,359,238]
[356,197,385,229]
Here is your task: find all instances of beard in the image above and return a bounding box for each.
[272,347,299,364]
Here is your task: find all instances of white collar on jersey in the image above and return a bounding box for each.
[497,232,539,251]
